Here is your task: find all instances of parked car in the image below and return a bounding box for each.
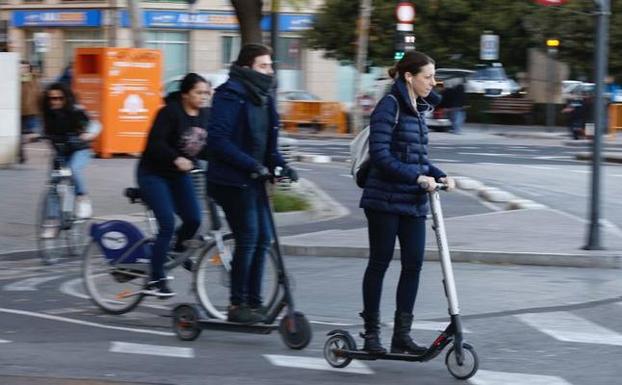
[465,63,520,97]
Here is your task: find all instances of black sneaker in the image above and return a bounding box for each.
[249,304,269,317]
[142,278,175,298]
[182,259,194,272]
[227,304,266,324]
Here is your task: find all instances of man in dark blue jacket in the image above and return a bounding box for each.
[207,44,298,324]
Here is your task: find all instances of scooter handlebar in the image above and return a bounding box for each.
[419,181,449,191]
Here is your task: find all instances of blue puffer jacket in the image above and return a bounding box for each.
[206,79,286,187]
[360,79,446,217]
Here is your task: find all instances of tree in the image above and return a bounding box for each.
[306,0,622,80]
[231,0,263,45]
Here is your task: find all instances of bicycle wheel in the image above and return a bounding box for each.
[194,233,280,320]
[82,239,149,314]
[66,219,87,257]
[37,188,64,265]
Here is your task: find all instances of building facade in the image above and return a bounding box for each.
[0,0,354,102]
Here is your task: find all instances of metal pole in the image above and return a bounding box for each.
[127,0,145,48]
[546,48,555,130]
[352,0,372,134]
[584,0,610,250]
[107,0,118,47]
[271,0,280,76]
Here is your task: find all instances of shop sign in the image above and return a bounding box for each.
[11,10,102,28]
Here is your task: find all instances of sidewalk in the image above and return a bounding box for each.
[2,138,621,269]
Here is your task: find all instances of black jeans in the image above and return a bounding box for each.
[362,209,426,315]
[208,181,272,307]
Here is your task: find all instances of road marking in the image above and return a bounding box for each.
[110,341,194,358]
[524,165,558,171]
[339,174,353,178]
[533,155,572,160]
[0,339,11,343]
[42,307,87,315]
[517,312,622,346]
[387,320,471,333]
[3,275,63,291]
[59,277,90,299]
[469,369,572,385]
[433,158,461,163]
[458,152,515,157]
[569,169,589,174]
[264,354,374,375]
[0,307,174,337]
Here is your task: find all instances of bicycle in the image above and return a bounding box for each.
[82,170,280,317]
[37,139,87,265]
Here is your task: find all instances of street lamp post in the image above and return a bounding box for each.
[545,39,559,130]
[584,0,610,250]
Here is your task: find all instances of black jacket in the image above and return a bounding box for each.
[139,92,209,178]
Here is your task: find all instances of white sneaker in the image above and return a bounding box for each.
[75,197,92,219]
[40,221,60,239]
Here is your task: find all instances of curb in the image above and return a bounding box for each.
[454,176,546,210]
[575,152,622,164]
[493,132,567,140]
[280,244,622,269]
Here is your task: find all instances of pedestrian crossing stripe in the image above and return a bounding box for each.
[263,354,374,375]
[109,342,194,358]
[469,369,572,385]
[516,312,622,346]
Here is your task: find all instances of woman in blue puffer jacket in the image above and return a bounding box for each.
[358,51,455,355]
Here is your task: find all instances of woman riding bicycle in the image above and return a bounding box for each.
[40,82,99,238]
[137,73,211,298]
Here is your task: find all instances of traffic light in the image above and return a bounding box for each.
[394,31,416,60]
[546,39,560,48]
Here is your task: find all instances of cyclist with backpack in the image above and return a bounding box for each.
[357,51,455,355]
[137,73,211,297]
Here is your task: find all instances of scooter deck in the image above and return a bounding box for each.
[196,318,278,335]
[337,349,427,362]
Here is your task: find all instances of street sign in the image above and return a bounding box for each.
[396,2,415,24]
[480,34,499,61]
[535,0,567,6]
[33,32,51,53]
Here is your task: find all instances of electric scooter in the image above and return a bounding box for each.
[322,183,479,380]
[172,178,312,350]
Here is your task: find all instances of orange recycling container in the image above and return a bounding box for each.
[73,47,162,158]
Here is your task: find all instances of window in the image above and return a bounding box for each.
[64,30,106,65]
[145,31,189,81]
[221,35,241,67]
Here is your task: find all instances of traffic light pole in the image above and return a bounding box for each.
[584,0,610,250]
[352,0,372,134]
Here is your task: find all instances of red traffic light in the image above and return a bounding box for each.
[535,0,567,6]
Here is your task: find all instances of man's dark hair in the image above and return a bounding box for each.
[41,82,76,116]
[235,43,272,67]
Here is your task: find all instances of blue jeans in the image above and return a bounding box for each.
[137,167,201,281]
[448,108,466,134]
[208,181,272,307]
[64,149,92,196]
[363,209,426,315]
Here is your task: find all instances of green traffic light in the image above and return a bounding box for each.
[394,51,405,60]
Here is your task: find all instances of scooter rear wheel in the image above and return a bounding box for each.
[279,311,312,350]
[445,343,478,380]
[323,332,356,368]
[173,304,202,341]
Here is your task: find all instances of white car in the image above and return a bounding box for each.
[465,64,520,97]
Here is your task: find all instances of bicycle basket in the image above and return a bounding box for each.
[89,220,150,264]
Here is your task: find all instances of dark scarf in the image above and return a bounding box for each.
[229,65,274,106]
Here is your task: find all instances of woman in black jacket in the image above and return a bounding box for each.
[137,73,211,297]
[358,51,455,354]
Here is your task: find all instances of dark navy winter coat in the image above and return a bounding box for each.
[206,79,286,187]
[360,78,446,217]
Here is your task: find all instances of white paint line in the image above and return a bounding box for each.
[433,158,461,163]
[42,307,87,315]
[110,341,194,358]
[386,321,470,333]
[264,354,374,375]
[0,339,11,343]
[569,169,589,174]
[0,307,174,337]
[458,152,515,157]
[533,155,572,160]
[469,369,573,385]
[59,278,90,300]
[309,320,355,327]
[517,312,622,346]
[611,174,622,178]
[3,275,63,291]
[294,167,313,171]
[524,165,558,171]
[339,174,353,178]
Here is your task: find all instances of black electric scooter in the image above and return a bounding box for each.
[171,177,312,350]
[322,183,479,380]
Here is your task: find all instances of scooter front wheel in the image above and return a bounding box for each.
[279,311,312,350]
[445,343,478,380]
[323,331,356,368]
[172,304,202,341]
